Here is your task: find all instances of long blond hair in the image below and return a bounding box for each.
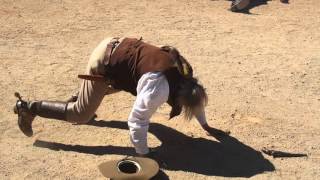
[177,78,208,120]
[161,45,208,120]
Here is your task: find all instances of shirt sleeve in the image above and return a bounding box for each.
[128,72,169,155]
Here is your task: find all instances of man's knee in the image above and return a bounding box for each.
[67,113,93,124]
[66,103,95,124]
[73,114,93,124]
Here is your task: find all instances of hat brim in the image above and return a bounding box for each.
[98,157,159,180]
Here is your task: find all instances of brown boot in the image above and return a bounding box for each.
[13,98,35,137]
[13,92,68,137]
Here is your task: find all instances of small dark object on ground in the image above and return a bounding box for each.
[262,147,307,158]
[230,0,289,13]
[230,0,251,12]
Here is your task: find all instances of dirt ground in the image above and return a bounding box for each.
[0,0,319,179]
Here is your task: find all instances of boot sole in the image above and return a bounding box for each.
[13,103,33,137]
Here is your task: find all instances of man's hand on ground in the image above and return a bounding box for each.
[201,123,231,137]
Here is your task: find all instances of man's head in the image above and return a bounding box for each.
[177,78,208,120]
[161,45,208,120]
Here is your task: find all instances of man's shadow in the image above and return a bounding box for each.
[34,120,275,178]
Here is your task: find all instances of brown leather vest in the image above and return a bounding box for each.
[106,38,185,118]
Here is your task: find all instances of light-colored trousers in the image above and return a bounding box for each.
[66,37,119,123]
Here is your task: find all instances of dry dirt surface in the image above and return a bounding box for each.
[1,0,320,179]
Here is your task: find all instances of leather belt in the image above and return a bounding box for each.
[104,37,120,66]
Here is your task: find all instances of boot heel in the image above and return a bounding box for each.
[13,105,18,114]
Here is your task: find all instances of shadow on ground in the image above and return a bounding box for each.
[34,120,275,178]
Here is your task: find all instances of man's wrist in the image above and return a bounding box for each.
[201,123,210,131]
[137,153,148,157]
[137,148,158,159]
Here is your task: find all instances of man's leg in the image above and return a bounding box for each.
[14,79,109,136]
[65,77,109,124]
[13,37,115,137]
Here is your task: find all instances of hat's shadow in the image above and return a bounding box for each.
[33,120,275,178]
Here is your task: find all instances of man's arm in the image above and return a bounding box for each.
[128,72,170,156]
[195,108,230,137]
